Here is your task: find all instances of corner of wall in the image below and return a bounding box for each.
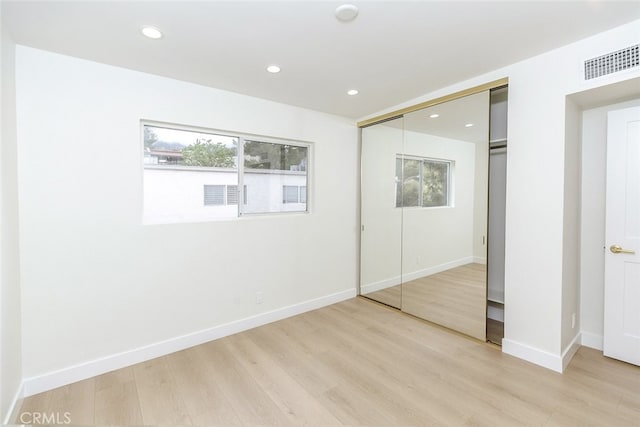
[3,382,24,425]
[579,331,603,351]
[502,331,579,373]
[1,16,24,424]
[502,339,564,373]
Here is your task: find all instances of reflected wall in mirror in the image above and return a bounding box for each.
[360,117,403,308]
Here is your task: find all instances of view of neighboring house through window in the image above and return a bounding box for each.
[242,140,308,214]
[395,155,451,208]
[283,185,307,203]
[143,123,309,223]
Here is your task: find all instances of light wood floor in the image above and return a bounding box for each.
[364,263,487,340]
[16,297,639,426]
[402,263,487,340]
[363,282,401,308]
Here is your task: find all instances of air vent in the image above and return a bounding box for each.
[584,45,639,80]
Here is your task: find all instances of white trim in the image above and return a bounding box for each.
[401,257,476,283]
[3,380,24,425]
[22,288,356,397]
[360,276,401,294]
[360,257,477,295]
[561,332,582,371]
[580,331,604,350]
[473,256,487,265]
[502,339,564,373]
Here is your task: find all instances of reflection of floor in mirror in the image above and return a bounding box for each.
[363,284,401,308]
[363,263,491,340]
[401,263,487,340]
[486,318,504,345]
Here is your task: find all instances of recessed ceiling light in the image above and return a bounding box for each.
[430,114,440,118]
[465,123,474,128]
[347,89,359,96]
[335,4,359,22]
[266,65,281,73]
[141,26,163,39]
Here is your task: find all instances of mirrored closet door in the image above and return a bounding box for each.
[400,91,489,340]
[360,89,496,341]
[360,116,404,309]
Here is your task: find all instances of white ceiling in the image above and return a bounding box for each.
[3,1,639,119]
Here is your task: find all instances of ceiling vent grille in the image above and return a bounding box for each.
[584,45,639,80]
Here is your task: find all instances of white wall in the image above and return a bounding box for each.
[579,97,640,348]
[359,19,640,371]
[0,16,23,422]
[561,98,581,359]
[143,168,307,223]
[15,46,357,391]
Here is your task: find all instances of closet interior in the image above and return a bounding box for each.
[487,87,508,345]
[359,83,508,344]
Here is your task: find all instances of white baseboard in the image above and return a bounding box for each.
[3,380,24,425]
[360,257,478,294]
[473,256,487,265]
[402,257,476,283]
[23,288,356,397]
[502,339,564,373]
[580,331,603,350]
[561,332,581,372]
[360,276,401,294]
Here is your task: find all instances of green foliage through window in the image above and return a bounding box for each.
[182,139,236,168]
[396,156,450,208]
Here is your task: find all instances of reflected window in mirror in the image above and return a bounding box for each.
[395,155,452,208]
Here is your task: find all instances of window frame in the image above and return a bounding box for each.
[141,120,312,223]
[395,154,453,209]
[237,136,311,216]
[282,185,308,204]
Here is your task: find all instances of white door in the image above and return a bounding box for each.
[604,106,640,366]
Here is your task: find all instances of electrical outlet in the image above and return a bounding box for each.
[571,313,576,329]
[256,291,264,304]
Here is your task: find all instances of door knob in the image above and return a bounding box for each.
[610,244,636,254]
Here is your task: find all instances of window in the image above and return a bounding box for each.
[226,185,239,205]
[242,140,308,214]
[204,185,225,206]
[395,156,451,208]
[283,185,307,203]
[203,185,245,206]
[143,122,309,223]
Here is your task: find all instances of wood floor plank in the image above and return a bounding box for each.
[94,367,143,425]
[164,347,243,425]
[197,338,294,426]
[223,332,343,426]
[243,323,341,396]
[45,377,95,425]
[133,356,193,425]
[16,297,640,426]
[16,390,51,425]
